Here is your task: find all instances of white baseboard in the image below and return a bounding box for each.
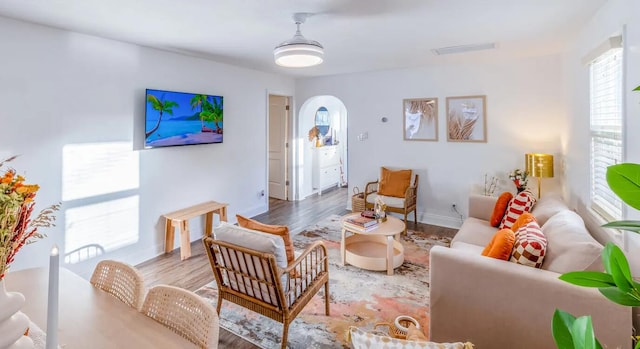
[237,204,267,221]
[419,212,463,229]
[347,205,463,230]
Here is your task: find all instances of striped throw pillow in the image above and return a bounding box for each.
[499,190,536,230]
[510,221,547,268]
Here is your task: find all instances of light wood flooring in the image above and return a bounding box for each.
[136,187,457,348]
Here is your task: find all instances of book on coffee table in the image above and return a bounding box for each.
[345,215,377,228]
[343,221,379,232]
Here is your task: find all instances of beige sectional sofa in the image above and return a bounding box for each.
[429,193,631,349]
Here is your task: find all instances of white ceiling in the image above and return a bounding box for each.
[0,0,606,78]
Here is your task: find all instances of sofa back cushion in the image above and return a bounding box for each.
[531,192,569,226]
[540,210,603,273]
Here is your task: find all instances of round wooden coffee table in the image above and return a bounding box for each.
[340,213,406,275]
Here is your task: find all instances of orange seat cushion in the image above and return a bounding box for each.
[378,167,412,198]
[482,228,516,260]
[236,215,294,265]
[490,192,513,227]
[511,212,537,233]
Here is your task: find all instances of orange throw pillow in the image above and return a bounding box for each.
[378,167,412,198]
[511,212,537,233]
[490,192,514,227]
[482,228,516,260]
[236,215,294,265]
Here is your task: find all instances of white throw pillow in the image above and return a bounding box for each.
[214,222,288,268]
[349,326,472,349]
[540,210,603,273]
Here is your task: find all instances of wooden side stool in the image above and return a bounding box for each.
[163,201,228,260]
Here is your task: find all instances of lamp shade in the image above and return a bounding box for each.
[525,153,554,178]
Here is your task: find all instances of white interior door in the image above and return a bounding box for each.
[268,95,288,200]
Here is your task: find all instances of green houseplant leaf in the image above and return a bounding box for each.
[571,316,599,349]
[602,220,640,232]
[598,287,640,306]
[634,85,640,91]
[601,243,634,292]
[606,163,640,211]
[552,310,604,349]
[558,271,615,288]
[552,309,576,349]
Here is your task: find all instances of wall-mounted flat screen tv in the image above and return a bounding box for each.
[145,88,223,148]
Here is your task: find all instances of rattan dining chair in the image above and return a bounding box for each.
[90,259,145,310]
[203,236,330,349]
[141,285,220,349]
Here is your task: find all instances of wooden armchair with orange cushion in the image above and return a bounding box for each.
[363,167,419,233]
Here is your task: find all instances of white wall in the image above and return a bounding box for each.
[0,16,294,278]
[296,55,566,227]
[563,0,640,266]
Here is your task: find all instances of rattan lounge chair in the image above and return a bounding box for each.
[364,169,419,234]
[203,236,330,349]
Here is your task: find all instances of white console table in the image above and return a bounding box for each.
[312,145,340,194]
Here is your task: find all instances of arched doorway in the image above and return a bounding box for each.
[297,96,348,201]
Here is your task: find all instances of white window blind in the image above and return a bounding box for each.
[590,47,623,221]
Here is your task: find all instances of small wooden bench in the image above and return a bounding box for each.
[163,201,228,260]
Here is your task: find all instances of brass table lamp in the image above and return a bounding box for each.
[525,153,554,198]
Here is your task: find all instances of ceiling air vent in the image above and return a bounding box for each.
[432,43,496,55]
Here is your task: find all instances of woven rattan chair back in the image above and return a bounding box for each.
[90,260,145,310]
[203,236,330,349]
[141,285,219,349]
[364,171,419,234]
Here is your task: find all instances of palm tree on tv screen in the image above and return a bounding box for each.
[190,94,213,132]
[201,96,223,133]
[146,94,178,138]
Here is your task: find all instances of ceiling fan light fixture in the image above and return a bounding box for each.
[274,13,324,68]
[274,44,324,67]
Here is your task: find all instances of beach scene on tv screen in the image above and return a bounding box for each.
[145,89,223,148]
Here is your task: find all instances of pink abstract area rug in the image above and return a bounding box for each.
[195,215,452,348]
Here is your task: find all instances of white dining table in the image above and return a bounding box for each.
[4,267,197,349]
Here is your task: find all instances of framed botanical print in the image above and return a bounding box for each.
[403,98,438,141]
[446,95,487,142]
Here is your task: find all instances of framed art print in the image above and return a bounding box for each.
[403,98,438,141]
[446,95,486,142]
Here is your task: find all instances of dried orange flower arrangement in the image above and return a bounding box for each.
[0,156,59,279]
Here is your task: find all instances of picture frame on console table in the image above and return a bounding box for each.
[403,98,438,141]
[446,95,487,143]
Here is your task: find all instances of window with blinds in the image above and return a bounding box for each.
[590,47,623,221]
